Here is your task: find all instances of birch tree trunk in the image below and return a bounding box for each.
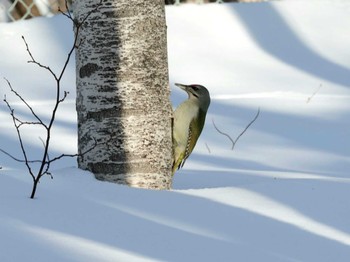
[73,0,173,189]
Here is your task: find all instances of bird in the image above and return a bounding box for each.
[172,83,211,175]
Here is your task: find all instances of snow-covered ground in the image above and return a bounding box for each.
[1,0,350,261]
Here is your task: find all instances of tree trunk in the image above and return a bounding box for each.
[73,0,173,189]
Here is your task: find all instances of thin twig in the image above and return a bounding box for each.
[3,97,36,180]
[232,108,260,150]
[58,0,72,19]
[22,36,57,80]
[212,119,235,147]
[47,139,98,164]
[0,148,42,163]
[4,78,46,127]
[0,137,99,168]
[59,91,69,103]
[16,120,42,128]
[306,84,322,103]
[205,142,211,154]
[213,108,260,150]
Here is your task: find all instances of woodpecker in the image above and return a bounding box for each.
[172,83,211,175]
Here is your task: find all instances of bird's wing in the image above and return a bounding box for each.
[179,109,206,169]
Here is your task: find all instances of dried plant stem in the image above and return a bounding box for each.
[213,108,260,150]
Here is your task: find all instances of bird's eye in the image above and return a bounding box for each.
[191,85,199,91]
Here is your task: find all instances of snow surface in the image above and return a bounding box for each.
[1,0,350,261]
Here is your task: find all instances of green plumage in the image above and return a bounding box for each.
[181,108,206,168]
[172,83,210,175]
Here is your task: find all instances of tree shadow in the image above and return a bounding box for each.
[228,2,350,87]
[2,172,350,262]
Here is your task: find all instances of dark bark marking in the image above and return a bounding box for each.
[79,63,99,78]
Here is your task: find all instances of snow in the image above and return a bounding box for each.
[1,0,350,261]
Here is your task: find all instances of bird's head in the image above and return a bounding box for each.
[175,83,211,111]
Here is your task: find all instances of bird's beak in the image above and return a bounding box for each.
[175,83,188,91]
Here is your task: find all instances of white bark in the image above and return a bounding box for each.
[73,0,173,189]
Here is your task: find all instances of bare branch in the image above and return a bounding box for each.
[22,36,57,80]
[212,119,235,148]
[306,84,322,103]
[232,108,260,150]
[38,136,53,179]
[213,108,260,150]
[48,149,91,164]
[58,0,72,20]
[3,96,36,180]
[205,142,211,154]
[4,78,46,128]
[0,0,103,199]
[0,148,42,163]
[47,137,98,164]
[57,0,102,82]
[16,121,42,128]
[59,91,69,103]
[38,137,50,161]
